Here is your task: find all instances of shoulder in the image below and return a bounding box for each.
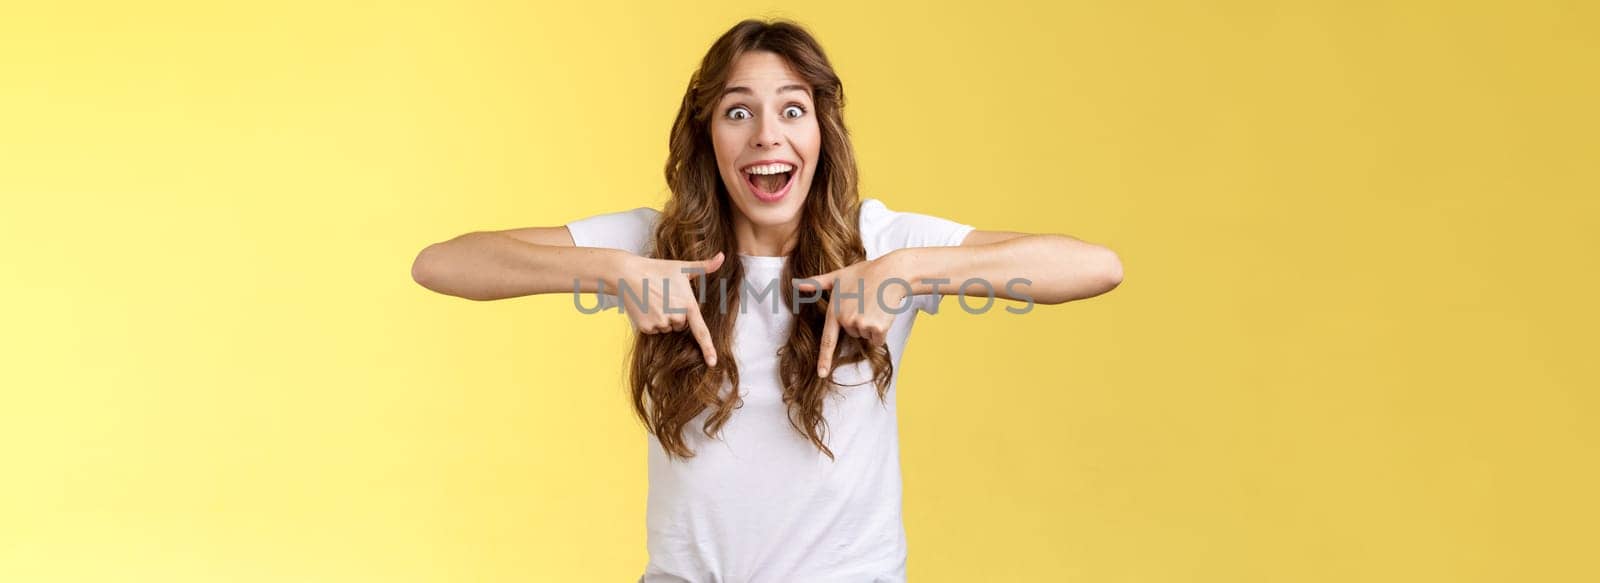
[565,206,661,256]
[855,197,976,260]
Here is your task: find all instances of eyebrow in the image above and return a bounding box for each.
[720,84,812,99]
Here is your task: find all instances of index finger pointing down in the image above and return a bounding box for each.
[686,300,717,368]
[817,303,839,378]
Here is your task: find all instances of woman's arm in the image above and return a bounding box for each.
[411,226,632,301]
[410,226,725,366]
[793,229,1122,376]
[891,230,1123,305]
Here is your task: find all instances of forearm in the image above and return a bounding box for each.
[888,234,1123,305]
[412,232,633,301]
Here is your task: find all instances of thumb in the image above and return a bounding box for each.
[693,251,726,274]
[792,271,836,292]
[705,251,726,272]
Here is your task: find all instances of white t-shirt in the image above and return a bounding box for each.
[565,198,975,583]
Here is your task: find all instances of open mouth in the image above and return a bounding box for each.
[742,162,796,201]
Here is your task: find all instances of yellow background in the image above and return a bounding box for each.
[3,1,1595,581]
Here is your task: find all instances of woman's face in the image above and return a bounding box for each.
[711,51,821,232]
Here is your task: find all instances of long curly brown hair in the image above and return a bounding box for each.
[630,18,893,461]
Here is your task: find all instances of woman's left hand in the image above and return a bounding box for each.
[793,253,914,378]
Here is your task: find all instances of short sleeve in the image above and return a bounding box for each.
[565,206,661,310]
[855,198,976,315]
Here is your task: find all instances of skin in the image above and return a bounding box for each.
[410,51,1125,376]
[710,50,822,257]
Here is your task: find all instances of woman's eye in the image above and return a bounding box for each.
[783,105,806,119]
[725,107,752,121]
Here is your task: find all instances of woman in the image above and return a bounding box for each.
[411,18,1123,583]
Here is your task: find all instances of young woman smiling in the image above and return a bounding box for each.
[412,18,1123,583]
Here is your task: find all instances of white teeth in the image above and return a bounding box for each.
[743,163,795,175]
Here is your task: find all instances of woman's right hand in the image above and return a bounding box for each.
[615,251,726,368]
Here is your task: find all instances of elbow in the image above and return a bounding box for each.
[1033,239,1122,304]
[1059,246,1121,302]
[1099,248,1123,292]
[411,243,448,292]
[411,245,435,287]
[412,240,499,301]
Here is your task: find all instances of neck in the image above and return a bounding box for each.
[731,212,800,257]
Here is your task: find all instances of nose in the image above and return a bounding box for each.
[750,117,782,149]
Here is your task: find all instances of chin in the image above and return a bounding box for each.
[743,206,803,228]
